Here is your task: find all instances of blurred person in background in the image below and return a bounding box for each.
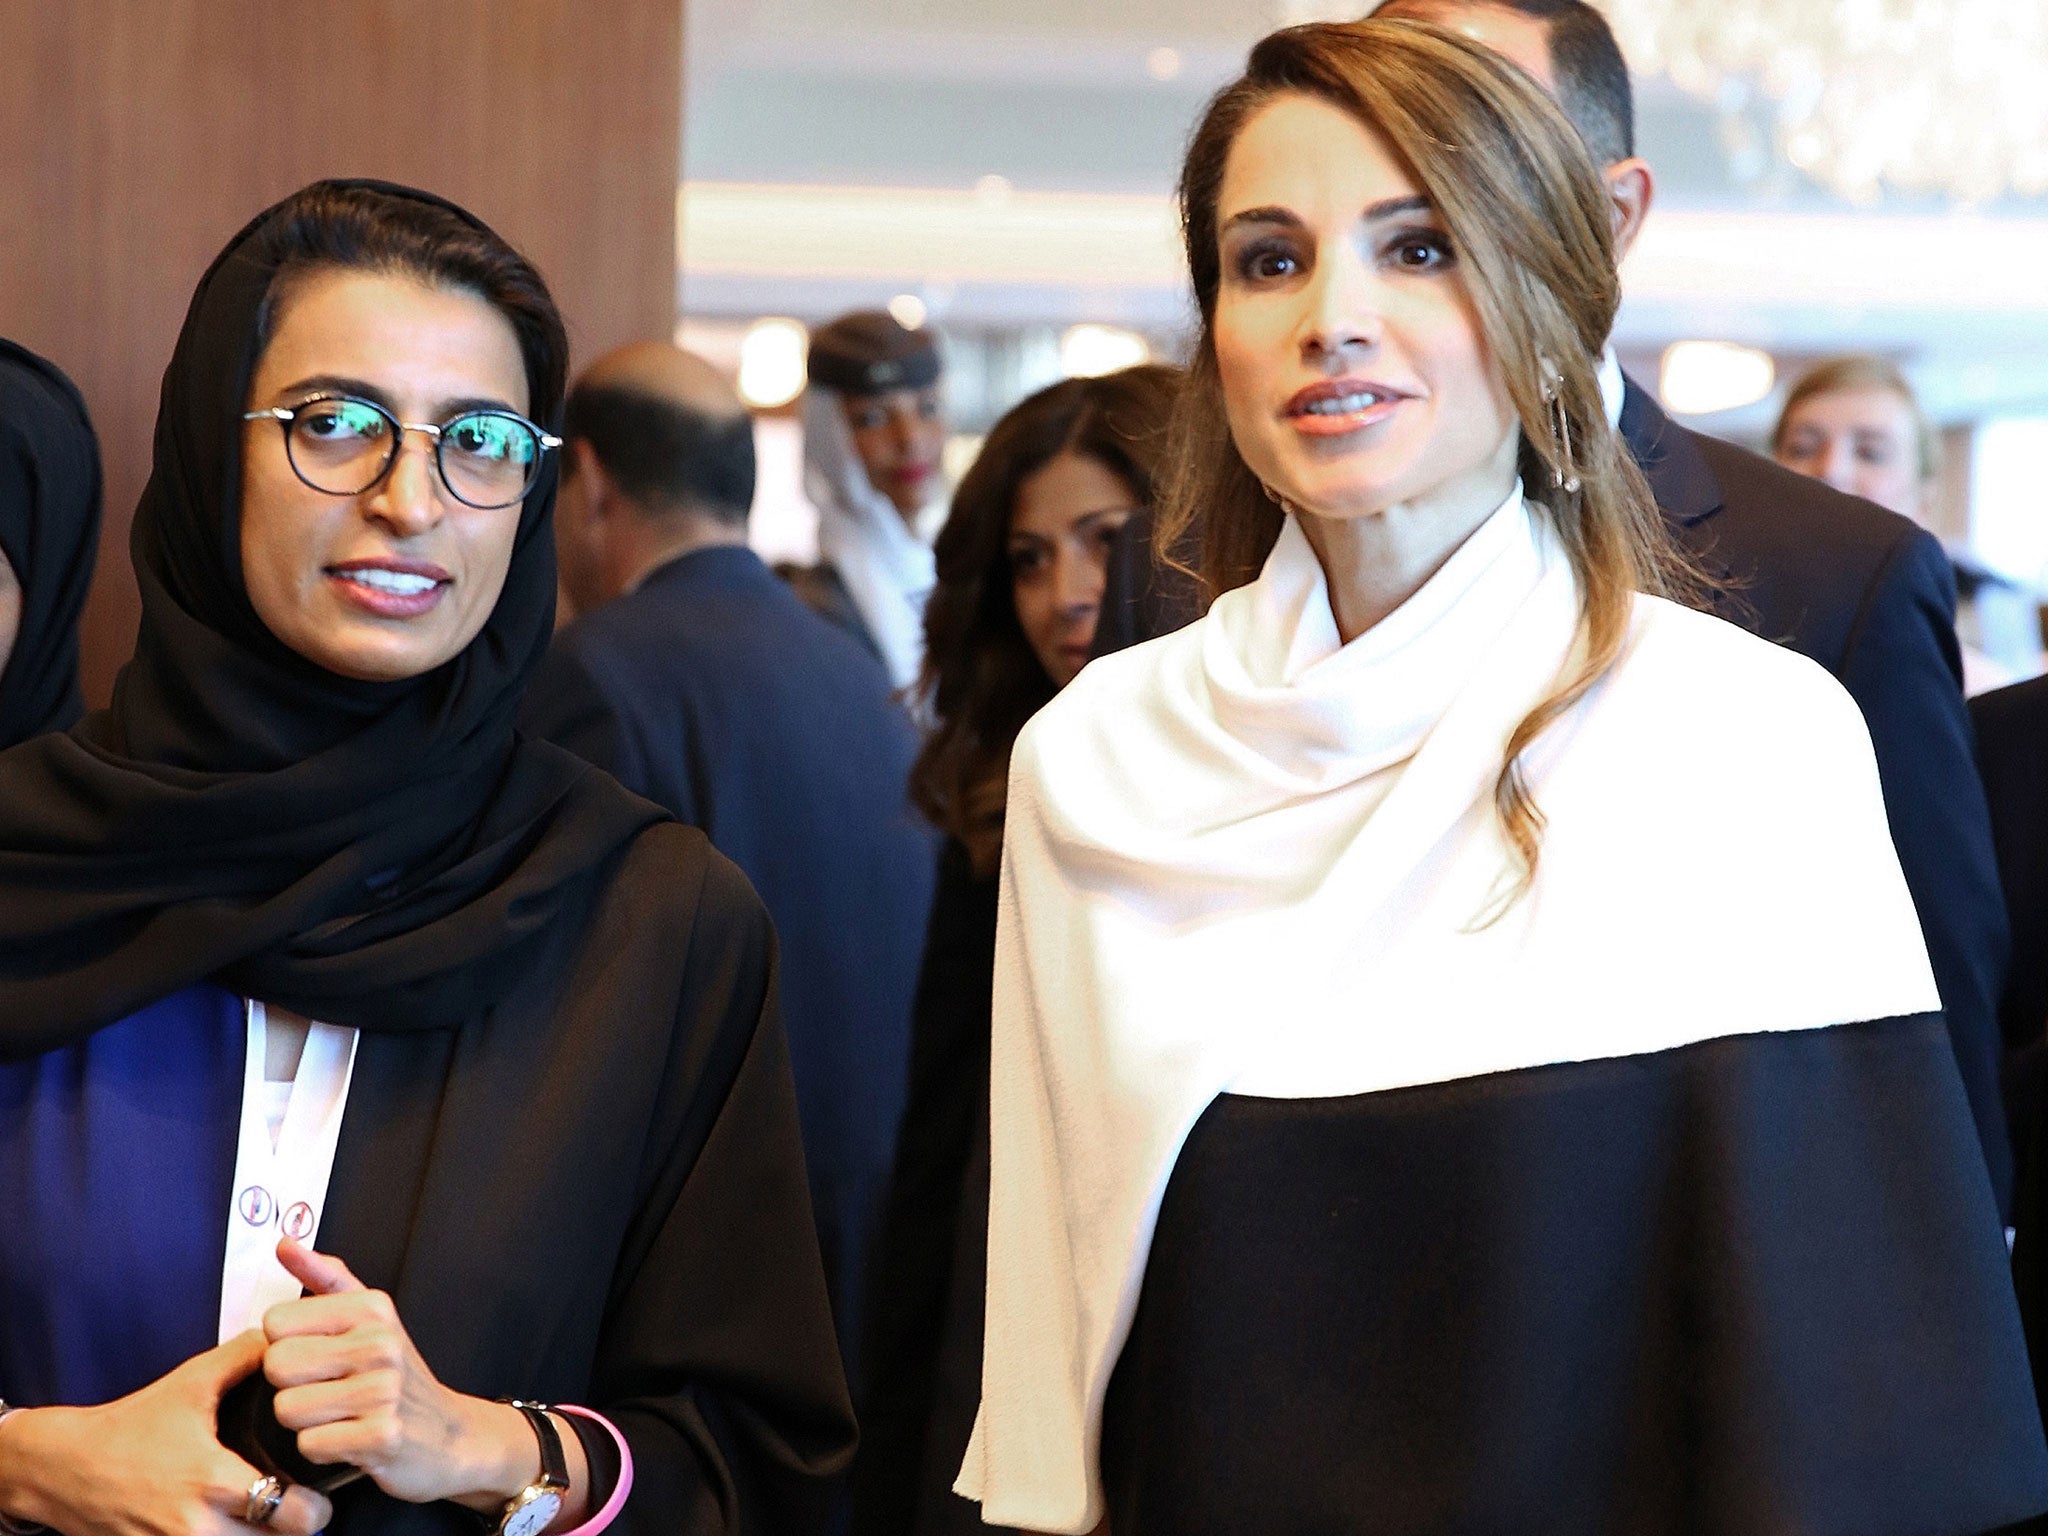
[523,341,937,1420]
[854,363,1180,1536]
[1376,0,2017,1225]
[0,338,101,748]
[783,310,950,693]
[957,21,2047,1534]
[1972,665,2048,1436]
[1774,354,2041,693]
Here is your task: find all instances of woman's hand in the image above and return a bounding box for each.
[262,1240,587,1519]
[0,1332,332,1536]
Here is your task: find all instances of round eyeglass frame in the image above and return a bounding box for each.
[242,394,563,510]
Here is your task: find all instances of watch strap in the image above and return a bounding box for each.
[503,1400,569,1492]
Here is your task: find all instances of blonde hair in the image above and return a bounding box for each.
[1159,16,1695,903]
[1774,355,1939,483]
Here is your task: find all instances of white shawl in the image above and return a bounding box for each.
[802,388,939,691]
[957,490,1940,1532]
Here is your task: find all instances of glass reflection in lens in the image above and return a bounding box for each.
[289,397,395,495]
[440,411,539,507]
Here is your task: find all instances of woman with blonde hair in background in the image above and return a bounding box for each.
[1774,353,2041,692]
[957,18,2047,1535]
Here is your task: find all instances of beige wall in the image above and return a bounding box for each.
[0,0,684,704]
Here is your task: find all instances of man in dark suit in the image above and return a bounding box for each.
[1348,0,2011,1211]
[1977,678,2048,1059]
[521,341,938,1390]
[1975,678,2048,1431]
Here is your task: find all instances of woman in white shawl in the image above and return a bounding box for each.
[957,18,2048,1536]
[789,310,949,692]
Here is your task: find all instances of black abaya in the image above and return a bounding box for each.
[0,339,100,745]
[853,840,1006,1536]
[317,824,854,1534]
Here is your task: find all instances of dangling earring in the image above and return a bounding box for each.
[1260,480,1299,517]
[1539,357,1583,497]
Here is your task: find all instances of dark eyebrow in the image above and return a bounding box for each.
[1219,194,1437,237]
[270,375,523,419]
[1220,205,1306,236]
[1363,194,1435,222]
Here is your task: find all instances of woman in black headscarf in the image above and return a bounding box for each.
[0,338,101,746]
[0,182,852,1536]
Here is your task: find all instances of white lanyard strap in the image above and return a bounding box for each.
[217,1000,360,1342]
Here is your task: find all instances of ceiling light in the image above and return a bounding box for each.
[1658,340,1776,416]
[974,174,1013,207]
[1060,324,1150,379]
[1146,47,1182,81]
[1607,1,2048,203]
[887,293,928,330]
[737,317,808,409]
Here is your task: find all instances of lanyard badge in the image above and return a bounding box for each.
[217,1000,360,1342]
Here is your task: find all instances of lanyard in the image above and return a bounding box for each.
[217,999,360,1343]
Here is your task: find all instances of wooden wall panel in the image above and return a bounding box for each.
[0,0,684,704]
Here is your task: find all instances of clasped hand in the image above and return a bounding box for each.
[0,1239,549,1536]
[261,1238,532,1509]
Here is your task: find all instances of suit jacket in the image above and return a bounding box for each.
[1973,672,2048,1452]
[778,559,886,672]
[1623,379,2011,1213]
[521,545,937,1390]
[1976,675,2048,1055]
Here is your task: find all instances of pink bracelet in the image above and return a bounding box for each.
[552,1405,633,1536]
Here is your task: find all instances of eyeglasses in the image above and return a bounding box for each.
[242,394,562,510]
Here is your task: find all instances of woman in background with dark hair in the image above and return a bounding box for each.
[0,182,851,1536]
[0,338,101,747]
[852,363,1180,1536]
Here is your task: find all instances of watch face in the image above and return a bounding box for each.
[504,1490,563,1536]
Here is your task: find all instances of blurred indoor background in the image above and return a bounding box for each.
[8,0,2048,698]
[680,0,2048,611]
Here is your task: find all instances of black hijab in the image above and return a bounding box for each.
[0,339,101,745]
[0,181,661,1055]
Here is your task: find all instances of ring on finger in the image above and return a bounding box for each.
[244,1474,287,1527]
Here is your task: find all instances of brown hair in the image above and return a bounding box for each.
[1158,17,1692,904]
[912,364,1182,874]
[1773,355,1939,483]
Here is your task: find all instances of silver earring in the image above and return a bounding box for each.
[1539,357,1582,497]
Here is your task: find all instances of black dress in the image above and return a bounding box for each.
[853,839,1015,1536]
[1101,1015,2048,1536]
